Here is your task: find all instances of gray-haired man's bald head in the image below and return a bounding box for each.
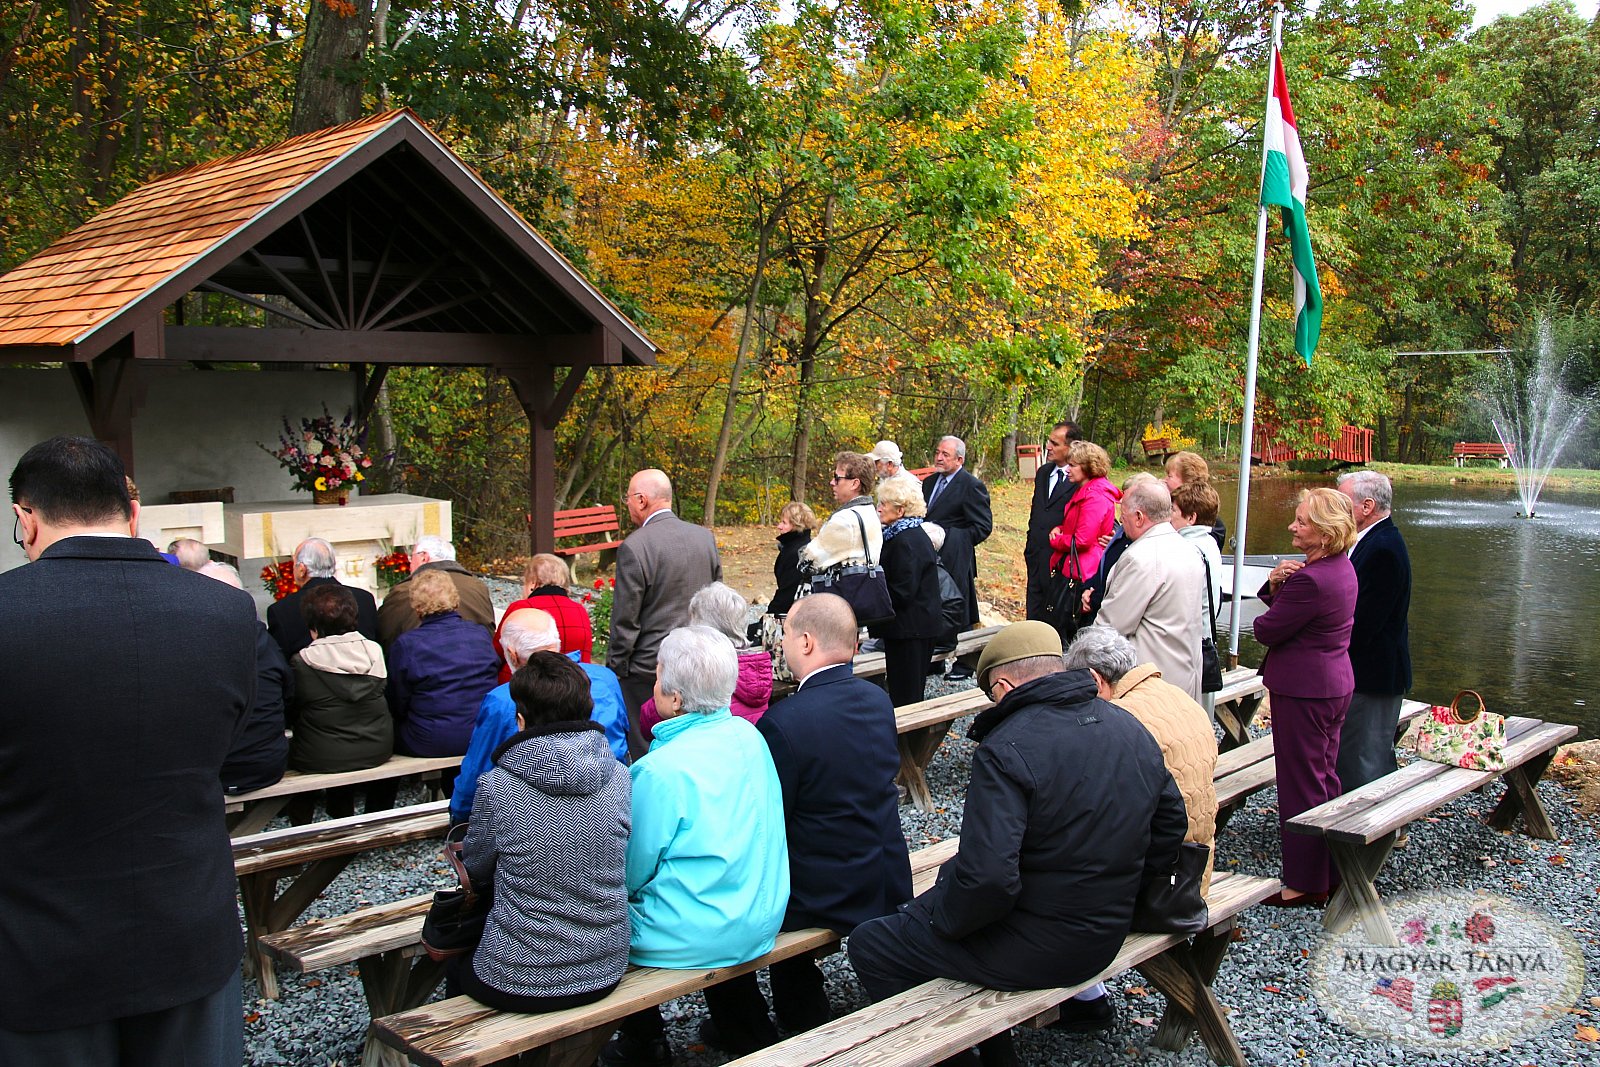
[786,594,859,660]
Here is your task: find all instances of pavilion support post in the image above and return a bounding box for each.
[67,349,146,479]
[502,364,590,555]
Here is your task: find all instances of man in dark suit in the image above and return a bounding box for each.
[266,535,380,659]
[2,436,257,1064]
[923,436,992,678]
[609,468,722,757]
[375,534,494,645]
[695,594,913,1055]
[1336,470,1412,790]
[1024,421,1084,620]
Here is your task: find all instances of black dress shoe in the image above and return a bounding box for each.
[598,1033,674,1067]
[1049,994,1116,1033]
[945,663,975,682]
[699,1017,777,1056]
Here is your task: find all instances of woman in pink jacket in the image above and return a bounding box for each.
[639,581,772,742]
[1047,441,1120,580]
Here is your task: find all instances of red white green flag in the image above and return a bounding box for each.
[1260,49,1322,364]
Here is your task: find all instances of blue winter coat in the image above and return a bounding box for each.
[626,708,789,968]
[386,611,502,756]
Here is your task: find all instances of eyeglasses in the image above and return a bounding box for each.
[830,474,853,484]
[986,676,1013,702]
[12,505,33,549]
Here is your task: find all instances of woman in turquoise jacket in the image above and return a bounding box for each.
[600,625,790,1066]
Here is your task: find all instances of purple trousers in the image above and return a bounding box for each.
[1271,690,1351,894]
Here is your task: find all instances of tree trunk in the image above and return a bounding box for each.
[788,195,836,502]
[292,0,373,135]
[1000,385,1021,476]
[704,223,772,525]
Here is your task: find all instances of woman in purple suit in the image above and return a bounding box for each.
[1254,487,1358,906]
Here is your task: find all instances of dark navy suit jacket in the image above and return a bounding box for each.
[757,663,912,932]
[1254,553,1358,700]
[1347,517,1412,695]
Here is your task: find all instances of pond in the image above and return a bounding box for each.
[1213,476,1600,739]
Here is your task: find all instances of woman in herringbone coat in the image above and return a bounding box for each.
[456,652,632,1012]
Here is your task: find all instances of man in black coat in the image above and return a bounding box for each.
[266,535,380,659]
[923,436,993,676]
[700,594,913,1055]
[2,436,257,1064]
[1024,421,1084,620]
[1336,471,1412,790]
[849,622,1187,1062]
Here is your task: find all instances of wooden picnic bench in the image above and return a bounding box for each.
[1451,441,1511,467]
[727,870,1283,1067]
[551,505,623,558]
[1142,437,1174,462]
[851,624,1003,684]
[1287,712,1577,946]
[281,840,957,1067]
[226,754,461,837]
[1212,666,1267,751]
[237,799,453,1000]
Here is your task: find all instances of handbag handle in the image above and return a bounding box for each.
[442,822,480,897]
[849,507,878,567]
[1195,544,1218,624]
[1448,689,1487,725]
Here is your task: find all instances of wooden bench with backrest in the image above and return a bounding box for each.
[1286,712,1576,947]
[1451,441,1511,467]
[725,870,1283,1067]
[283,840,957,1067]
[235,799,453,1000]
[551,505,624,558]
[1142,437,1174,461]
[226,754,462,837]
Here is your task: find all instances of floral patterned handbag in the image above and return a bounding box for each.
[1413,689,1506,772]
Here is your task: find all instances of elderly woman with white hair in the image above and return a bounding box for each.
[639,581,772,741]
[1064,626,1217,892]
[602,626,790,1065]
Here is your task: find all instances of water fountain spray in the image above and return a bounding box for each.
[1482,319,1591,518]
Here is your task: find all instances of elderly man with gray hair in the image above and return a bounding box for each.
[1335,469,1412,791]
[266,537,380,659]
[1093,477,1206,701]
[866,440,921,491]
[167,537,210,570]
[377,534,494,645]
[450,607,629,824]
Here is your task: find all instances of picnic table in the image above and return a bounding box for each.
[226,754,461,837]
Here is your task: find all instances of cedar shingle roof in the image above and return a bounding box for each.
[0,110,655,364]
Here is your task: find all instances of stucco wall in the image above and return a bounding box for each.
[1,365,358,574]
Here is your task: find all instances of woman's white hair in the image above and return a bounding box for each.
[656,625,738,713]
[1062,625,1138,685]
[689,582,751,649]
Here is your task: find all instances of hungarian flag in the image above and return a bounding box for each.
[1260,49,1322,364]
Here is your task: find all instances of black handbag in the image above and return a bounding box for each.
[1132,841,1210,935]
[1198,550,1224,694]
[420,823,493,962]
[1041,540,1084,643]
[809,510,895,626]
[934,559,967,637]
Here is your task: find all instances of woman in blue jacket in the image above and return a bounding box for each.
[600,626,790,1066]
[386,569,501,760]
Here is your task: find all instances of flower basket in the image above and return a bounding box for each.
[313,487,350,506]
[261,406,373,501]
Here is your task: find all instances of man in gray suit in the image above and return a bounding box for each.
[609,468,722,757]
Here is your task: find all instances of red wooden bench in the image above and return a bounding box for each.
[552,505,624,557]
[908,466,935,481]
[1451,441,1510,467]
[1142,437,1173,462]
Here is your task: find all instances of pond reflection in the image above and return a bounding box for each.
[1213,476,1600,738]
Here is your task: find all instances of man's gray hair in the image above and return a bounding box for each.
[412,535,455,561]
[198,560,243,589]
[295,537,337,578]
[1063,626,1138,685]
[1336,469,1393,512]
[939,435,967,460]
[501,613,561,658]
[1121,479,1173,523]
[995,654,1064,686]
[656,625,738,713]
[167,537,210,570]
[689,582,751,649]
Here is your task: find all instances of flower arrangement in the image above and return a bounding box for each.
[375,549,411,589]
[584,576,616,663]
[262,406,373,498]
[260,560,298,600]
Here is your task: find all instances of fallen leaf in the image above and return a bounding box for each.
[1264,985,1282,994]
[1126,986,1148,996]
[1575,1023,1600,1042]
[1589,996,1600,1009]
[244,1012,261,1024]
[1131,1017,1157,1028]
[1550,855,1569,865]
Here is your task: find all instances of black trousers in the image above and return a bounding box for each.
[695,954,833,1050]
[0,969,241,1067]
[883,638,936,707]
[1024,558,1051,622]
[619,672,655,761]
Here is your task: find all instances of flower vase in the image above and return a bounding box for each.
[312,487,349,506]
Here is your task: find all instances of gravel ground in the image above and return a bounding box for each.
[241,587,1600,1064]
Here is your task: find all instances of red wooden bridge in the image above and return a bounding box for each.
[1251,422,1373,466]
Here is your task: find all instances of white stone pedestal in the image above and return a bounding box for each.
[137,501,226,552]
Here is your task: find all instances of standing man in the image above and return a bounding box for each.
[1024,421,1084,621]
[266,536,380,659]
[609,468,722,758]
[1335,470,1412,790]
[923,435,992,677]
[1094,478,1206,701]
[377,534,495,644]
[2,436,257,1064]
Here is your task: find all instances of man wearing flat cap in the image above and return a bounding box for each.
[849,621,1187,1059]
[866,440,921,492]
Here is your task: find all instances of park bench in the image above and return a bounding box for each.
[1286,712,1576,946]
[1142,437,1174,462]
[551,505,623,558]
[236,799,453,1000]
[726,870,1283,1067]
[1451,441,1511,467]
[1213,666,1267,751]
[278,840,957,1067]
[850,624,1003,684]
[908,466,935,480]
[226,754,461,837]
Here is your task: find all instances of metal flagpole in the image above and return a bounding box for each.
[1228,3,1286,663]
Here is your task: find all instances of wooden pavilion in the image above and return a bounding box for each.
[0,110,656,553]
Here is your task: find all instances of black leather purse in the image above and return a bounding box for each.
[420,823,494,962]
[1198,550,1224,694]
[809,510,895,626]
[1042,540,1084,643]
[1132,841,1210,935]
